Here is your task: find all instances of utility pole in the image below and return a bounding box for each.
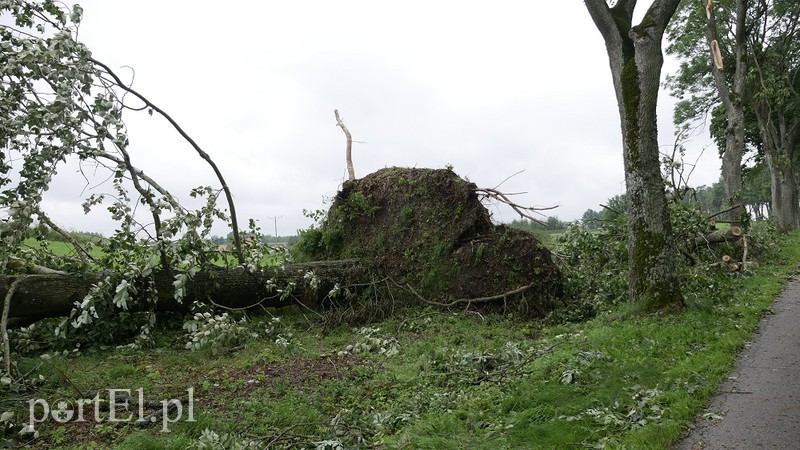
[268,216,282,238]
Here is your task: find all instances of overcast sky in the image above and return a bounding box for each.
[28,1,720,237]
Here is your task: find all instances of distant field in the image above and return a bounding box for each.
[20,238,285,267]
[21,238,105,259]
[536,231,562,248]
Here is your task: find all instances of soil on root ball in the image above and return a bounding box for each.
[296,167,563,318]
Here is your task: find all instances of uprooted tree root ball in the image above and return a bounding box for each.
[296,167,564,318]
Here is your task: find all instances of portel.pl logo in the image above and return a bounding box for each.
[26,388,195,433]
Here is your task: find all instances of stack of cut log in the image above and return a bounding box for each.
[699,223,757,271]
[716,254,759,272]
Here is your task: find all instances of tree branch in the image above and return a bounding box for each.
[474,187,555,225]
[118,145,170,272]
[705,203,745,221]
[2,279,21,377]
[585,0,620,43]
[88,57,246,265]
[647,0,684,32]
[93,151,182,210]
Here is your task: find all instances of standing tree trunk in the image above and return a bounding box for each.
[585,0,683,310]
[708,0,749,224]
[764,148,800,232]
[747,0,800,233]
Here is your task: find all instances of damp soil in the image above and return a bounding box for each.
[299,167,563,317]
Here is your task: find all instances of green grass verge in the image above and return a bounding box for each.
[8,232,800,449]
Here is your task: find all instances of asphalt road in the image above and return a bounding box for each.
[674,276,800,449]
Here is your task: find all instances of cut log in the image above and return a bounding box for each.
[722,254,733,263]
[693,227,744,249]
[710,260,759,271]
[0,259,365,323]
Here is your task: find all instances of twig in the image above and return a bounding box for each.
[48,362,87,399]
[207,296,271,312]
[599,203,622,215]
[334,109,355,181]
[397,280,534,308]
[94,151,182,210]
[246,422,322,446]
[492,169,526,190]
[705,204,745,221]
[475,187,555,225]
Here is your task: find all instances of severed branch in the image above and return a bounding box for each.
[474,187,556,225]
[334,109,355,181]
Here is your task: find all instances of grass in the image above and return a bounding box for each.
[22,238,105,260]
[6,232,800,449]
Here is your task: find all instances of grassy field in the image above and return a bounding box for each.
[7,232,800,449]
[21,238,106,260]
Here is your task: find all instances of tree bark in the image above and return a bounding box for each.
[708,0,748,223]
[585,0,684,309]
[747,2,800,233]
[693,226,743,249]
[0,260,365,323]
[765,151,800,232]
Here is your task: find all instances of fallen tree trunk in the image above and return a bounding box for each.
[1,259,365,323]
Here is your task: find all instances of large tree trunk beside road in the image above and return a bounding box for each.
[585,0,684,310]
